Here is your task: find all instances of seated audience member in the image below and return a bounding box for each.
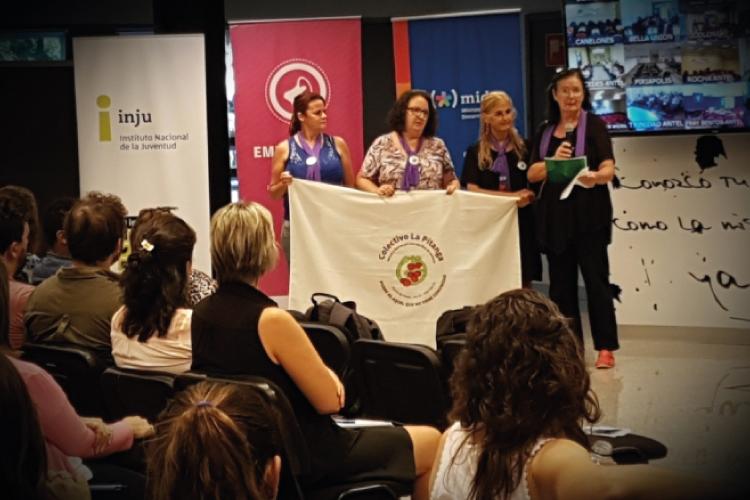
[111,212,195,373]
[0,352,90,500]
[0,185,41,283]
[192,202,440,499]
[130,207,216,306]
[0,194,34,350]
[31,197,76,285]
[147,381,282,500]
[25,192,126,354]
[430,289,729,500]
[1,261,152,497]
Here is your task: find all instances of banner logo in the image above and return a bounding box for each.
[97,94,112,141]
[378,233,446,307]
[265,59,330,123]
[431,89,458,109]
[397,256,427,287]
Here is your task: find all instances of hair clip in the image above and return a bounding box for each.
[195,400,213,408]
[140,238,155,252]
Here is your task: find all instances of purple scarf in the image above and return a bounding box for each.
[539,111,587,159]
[297,132,323,181]
[399,134,423,191]
[490,137,510,191]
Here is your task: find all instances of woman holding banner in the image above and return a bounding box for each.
[461,91,541,288]
[268,91,355,262]
[527,68,618,369]
[356,89,459,197]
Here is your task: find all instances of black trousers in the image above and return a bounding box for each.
[546,230,619,351]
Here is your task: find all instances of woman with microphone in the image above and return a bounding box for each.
[268,91,355,262]
[527,68,619,369]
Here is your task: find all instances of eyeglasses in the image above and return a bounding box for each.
[407,107,429,118]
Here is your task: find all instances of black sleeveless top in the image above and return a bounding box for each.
[191,281,355,484]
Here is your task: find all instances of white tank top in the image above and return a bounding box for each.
[430,422,552,500]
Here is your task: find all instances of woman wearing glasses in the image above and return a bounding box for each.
[356,89,459,196]
[268,91,355,261]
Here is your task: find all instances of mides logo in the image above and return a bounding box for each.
[265,59,330,123]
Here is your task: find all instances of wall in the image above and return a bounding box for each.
[610,132,750,328]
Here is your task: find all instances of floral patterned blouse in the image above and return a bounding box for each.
[360,132,456,190]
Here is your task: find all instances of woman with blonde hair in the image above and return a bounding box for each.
[461,91,541,287]
[192,201,440,499]
[146,381,283,500]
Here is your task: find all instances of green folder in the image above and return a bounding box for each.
[545,156,588,183]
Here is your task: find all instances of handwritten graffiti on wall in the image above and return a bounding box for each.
[610,133,749,328]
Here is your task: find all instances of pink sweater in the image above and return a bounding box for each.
[8,356,134,475]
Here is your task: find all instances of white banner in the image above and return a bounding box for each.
[288,180,521,347]
[611,132,750,328]
[73,35,211,271]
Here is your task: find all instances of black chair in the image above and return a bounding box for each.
[174,373,403,500]
[21,342,110,418]
[100,367,178,421]
[439,337,466,384]
[299,322,350,378]
[351,339,450,429]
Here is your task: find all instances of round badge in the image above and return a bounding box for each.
[306,156,318,166]
[408,155,420,166]
[516,161,527,171]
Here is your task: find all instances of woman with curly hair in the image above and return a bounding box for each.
[146,381,282,500]
[111,211,196,373]
[430,289,720,500]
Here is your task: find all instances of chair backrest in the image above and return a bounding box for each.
[299,321,350,377]
[100,367,178,421]
[439,337,467,384]
[21,342,110,418]
[351,339,450,429]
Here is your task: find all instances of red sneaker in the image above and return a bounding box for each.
[595,349,615,369]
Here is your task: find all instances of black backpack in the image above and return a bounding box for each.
[303,293,385,343]
[435,306,475,349]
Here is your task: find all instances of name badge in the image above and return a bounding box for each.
[408,155,420,166]
[306,156,318,166]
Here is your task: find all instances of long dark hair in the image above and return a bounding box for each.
[449,289,600,500]
[289,91,326,136]
[0,355,49,500]
[120,212,195,342]
[545,68,592,125]
[146,381,282,500]
[387,89,438,137]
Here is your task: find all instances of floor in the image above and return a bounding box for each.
[584,322,750,490]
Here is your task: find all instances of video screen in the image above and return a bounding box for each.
[564,0,750,133]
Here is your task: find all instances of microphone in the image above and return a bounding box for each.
[564,123,576,148]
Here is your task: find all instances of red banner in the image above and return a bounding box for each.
[230,20,363,295]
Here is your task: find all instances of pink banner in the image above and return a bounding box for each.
[230,20,363,296]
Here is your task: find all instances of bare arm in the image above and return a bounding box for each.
[529,439,726,500]
[466,183,534,207]
[258,307,343,414]
[334,136,355,188]
[579,159,615,188]
[268,140,291,200]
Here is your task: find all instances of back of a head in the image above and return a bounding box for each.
[41,197,76,250]
[0,195,26,256]
[64,191,127,265]
[210,201,278,285]
[120,212,196,342]
[0,185,40,255]
[0,354,48,500]
[449,289,600,499]
[147,381,282,500]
